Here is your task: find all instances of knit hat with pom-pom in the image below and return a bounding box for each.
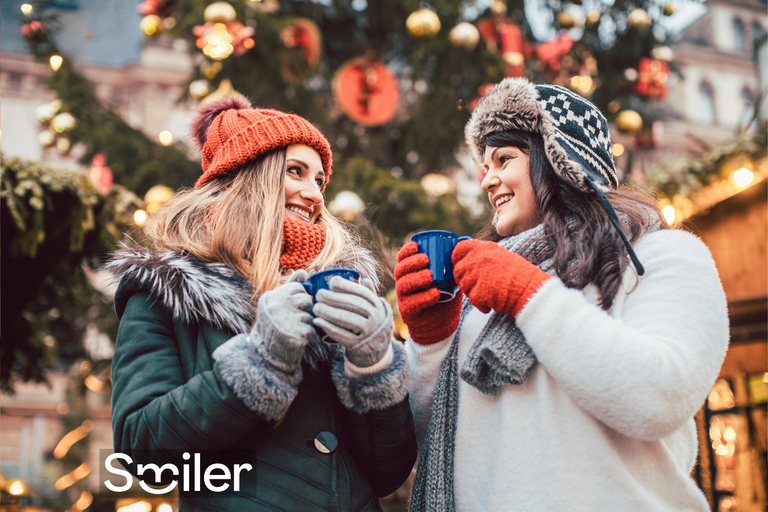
[192,97,333,190]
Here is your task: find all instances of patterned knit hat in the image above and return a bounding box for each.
[466,77,646,275]
[465,77,617,191]
[192,97,333,190]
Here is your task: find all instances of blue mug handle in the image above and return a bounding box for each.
[301,282,313,295]
[458,236,472,243]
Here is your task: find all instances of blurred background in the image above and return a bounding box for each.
[1,0,766,511]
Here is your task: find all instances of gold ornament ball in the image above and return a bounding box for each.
[140,14,163,36]
[204,1,237,23]
[585,10,601,29]
[35,103,58,123]
[651,45,674,62]
[51,112,77,133]
[616,110,643,133]
[449,22,480,50]
[557,11,577,30]
[189,79,210,100]
[144,185,175,213]
[56,138,71,154]
[37,130,56,147]
[406,8,441,38]
[628,9,652,29]
[490,0,507,15]
[663,2,677,16]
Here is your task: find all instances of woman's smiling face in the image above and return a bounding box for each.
[481,144,542,237]
[283,144,325,223]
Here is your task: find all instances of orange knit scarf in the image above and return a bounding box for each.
[280,217,327,270]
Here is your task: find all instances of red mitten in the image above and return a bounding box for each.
[452,239,552,317]
[394,242,462,345]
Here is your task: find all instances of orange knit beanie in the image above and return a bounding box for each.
[192,97,333,190]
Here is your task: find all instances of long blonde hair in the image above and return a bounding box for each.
[143,148,358,300]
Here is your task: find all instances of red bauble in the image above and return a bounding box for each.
[333,57,399,126]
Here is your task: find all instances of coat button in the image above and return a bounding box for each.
[314,431,338,454]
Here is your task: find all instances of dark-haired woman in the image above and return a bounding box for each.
[395,78,728,511]
[107,98,416,511]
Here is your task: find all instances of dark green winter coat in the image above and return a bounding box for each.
[108,247,417,511]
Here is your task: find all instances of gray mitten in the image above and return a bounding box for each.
[312,277,393,368]
[250,269,317,374]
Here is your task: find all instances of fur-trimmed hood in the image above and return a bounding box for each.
[104,245,381,333]
[465,77,618,191]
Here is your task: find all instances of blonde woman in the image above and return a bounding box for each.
[107,98,416,511]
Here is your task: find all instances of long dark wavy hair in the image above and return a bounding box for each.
[476,130,668,310]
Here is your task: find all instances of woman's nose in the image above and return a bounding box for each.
[481,169,499,191]
[300,181,324,205]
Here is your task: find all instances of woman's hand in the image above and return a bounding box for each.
[452,239,551,317]
[394,242,462,345]
[250,270,316,373]
[312,277,393,368]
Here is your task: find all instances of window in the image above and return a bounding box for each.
[699,82,716,125]
[740,87,755,127]
[733,18,746,51]
[752,22,765,39]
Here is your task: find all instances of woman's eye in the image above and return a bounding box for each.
[315,177,324,187]
[287,166,301,176]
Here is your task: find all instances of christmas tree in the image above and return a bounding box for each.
[7,0,693,388]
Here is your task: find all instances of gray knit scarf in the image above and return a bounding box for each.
[410,224,554,512]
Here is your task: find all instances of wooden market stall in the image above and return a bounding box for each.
[685,176,767,512]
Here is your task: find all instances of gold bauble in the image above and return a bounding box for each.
[201,79,248,104]
[557,11,577,30]
[616,110,643,133]
[204,1,237,23]
[406,8,441,38]
[189,79,210,100]
[35,103,58,123]
[449,22,480,50]
[628,8,652,29]
[140,15,163,36]
[585,10,601,29]
[144,185,175,214]
[651,45,674,62]
[37,130,56,147]
[51,112,77,133]
[55,138,71,154]
[663,2,677,16]
[490,0,507,15]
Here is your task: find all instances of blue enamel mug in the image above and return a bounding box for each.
[301,268,361,343]
[411,230,472,303]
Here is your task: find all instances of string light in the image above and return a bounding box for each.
[134,209,148,226]
[49,55,63,71]
[9,481,25,495]
[54,462,91,490]
[202,23,234,60]
[53,420,94,459]
[612,143,624,157]
[21,4,33,15]
[662,205,675,224]
[117,501,152,512]
[158,131,173,146]
[733,167,754,187]
[74,491,93,511]
[84,375,106,393]
[157,504,173,512]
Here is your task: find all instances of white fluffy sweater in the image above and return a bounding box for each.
[406,229,729,511]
